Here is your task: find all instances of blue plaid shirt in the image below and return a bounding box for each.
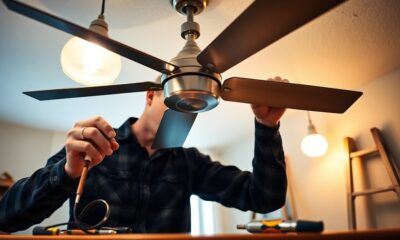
[0,117,286,233]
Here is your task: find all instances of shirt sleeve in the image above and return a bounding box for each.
[192,119,287,213]
[0,148,79,232]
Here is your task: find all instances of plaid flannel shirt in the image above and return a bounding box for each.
[0,117,286,233]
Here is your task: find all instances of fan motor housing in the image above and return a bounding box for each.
[162,66,221,113]
[162,3,220,114]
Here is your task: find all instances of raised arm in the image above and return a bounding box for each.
[192,120,287,213]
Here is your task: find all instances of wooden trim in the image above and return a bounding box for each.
[0,228,400,240]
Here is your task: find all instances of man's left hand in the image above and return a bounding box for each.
[251,77,288,127]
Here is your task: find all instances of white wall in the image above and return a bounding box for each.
[211,140,255,233]
[0,121,68,234]
[216,68,400,232]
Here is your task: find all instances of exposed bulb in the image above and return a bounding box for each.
[301,133,328,157]
[61,37,121,86]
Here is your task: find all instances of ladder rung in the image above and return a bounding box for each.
[350,147,378,158]
[352,186,394,197]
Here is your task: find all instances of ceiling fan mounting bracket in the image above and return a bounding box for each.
[170,0,208,16]
[172,0,208,39]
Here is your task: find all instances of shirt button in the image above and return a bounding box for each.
[50,175,58,183]
[143,184,150,193]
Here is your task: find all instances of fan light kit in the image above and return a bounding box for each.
[60,0,121,86]
[3,0,363,149]
[301,112,328,158]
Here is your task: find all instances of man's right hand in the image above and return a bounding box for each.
[64,116,119,178]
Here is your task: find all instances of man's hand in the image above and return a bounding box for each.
[251,77,288,127]
[64,116,119,178]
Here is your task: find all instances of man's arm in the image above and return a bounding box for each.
[0,116,118,233]
[192,120,287,213]
[0,148,79,232]
[192,77,288,212]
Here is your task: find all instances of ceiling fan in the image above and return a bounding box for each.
[3,0,362,149]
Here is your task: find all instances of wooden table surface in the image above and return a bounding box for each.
[0,228,399,240]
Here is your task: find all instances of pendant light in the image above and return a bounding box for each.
[301,111,328,157]
[60,0,121,86]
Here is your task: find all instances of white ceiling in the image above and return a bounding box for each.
[1,0,399,148]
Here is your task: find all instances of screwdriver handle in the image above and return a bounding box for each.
[75,156,92,204]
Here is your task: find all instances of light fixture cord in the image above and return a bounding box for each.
[307,111,312,125]
[100,0,106,15]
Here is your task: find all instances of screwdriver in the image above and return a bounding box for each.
[237,219,324,233]
[76,127,116,204]
[75,156,92,205]
[32,226,117,235]
[61,229,117,235]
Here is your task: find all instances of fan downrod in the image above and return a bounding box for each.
[170,0,208,15]
[171,0,208,39]
[162,0,221,114]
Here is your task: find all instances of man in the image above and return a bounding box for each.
[0,78,287,233]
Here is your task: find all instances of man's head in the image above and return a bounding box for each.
[140,76,167,134]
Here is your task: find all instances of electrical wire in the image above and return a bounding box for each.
[40,158,110,234]
[37,199,110,234]
[101,0,106,15]
[307,111,312,125]
[73,199,110,234]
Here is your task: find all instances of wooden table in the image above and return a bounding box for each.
[0,228,399,240]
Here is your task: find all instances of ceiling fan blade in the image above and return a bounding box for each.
[152,109,197,149]
[197,0,344,73]
[220,77,362,113]
[2,0,177,73]
[24,82,162,101]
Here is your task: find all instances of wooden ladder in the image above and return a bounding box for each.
[343,127,400,230]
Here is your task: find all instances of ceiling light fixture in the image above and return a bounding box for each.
[301,111,328,157]
[60,0,121,86]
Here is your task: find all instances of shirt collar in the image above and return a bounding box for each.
[115,117,138,141]
[115,117,177,156]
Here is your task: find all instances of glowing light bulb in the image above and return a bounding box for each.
[301,112,329,158]
[61,37,121,86]
[301,133,328,157]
